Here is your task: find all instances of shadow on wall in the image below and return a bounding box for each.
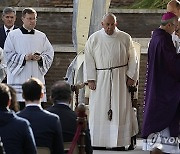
[0,0,65,7]
[0,0,39,6]
[0,0,136,8]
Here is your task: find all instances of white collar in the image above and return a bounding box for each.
[101,27,118,38]
[25,102,42,109]
[4,25,14,32]
[23,25,33,32]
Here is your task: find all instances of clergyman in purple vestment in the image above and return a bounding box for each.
[142,12,180,154]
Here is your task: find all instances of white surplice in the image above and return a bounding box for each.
[85,28,138,147]
[4,28,54,102]
[172,32,180,53]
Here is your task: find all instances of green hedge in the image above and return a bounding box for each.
[131,0,170,9]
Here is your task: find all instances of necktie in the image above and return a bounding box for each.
[6,29,10,36]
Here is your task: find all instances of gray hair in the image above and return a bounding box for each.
[161,17,177,26]
[2,7,16,15]
[102,13,117,23]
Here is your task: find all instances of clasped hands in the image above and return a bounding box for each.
[25,52,41,61]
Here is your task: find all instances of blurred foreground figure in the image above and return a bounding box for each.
[142,12,180,154]
[0,83,36,154]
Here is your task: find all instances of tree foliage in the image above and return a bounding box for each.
[131,0,170,9]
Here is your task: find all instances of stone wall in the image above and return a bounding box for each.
[137,54,147,131]
[0,0,136,8]
[45,52,76,101]
[0,8,164,43]
[111,0,136,7]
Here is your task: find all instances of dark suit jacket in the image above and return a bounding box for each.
[0,25,18,49]
[17,106,64,154]
[47,103,93,154]
[0,109,36,154]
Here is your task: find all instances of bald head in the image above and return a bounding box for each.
[167,0,180,17]
[102,13,117,23]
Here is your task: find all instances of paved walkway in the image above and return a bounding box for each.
[93,139,149,154]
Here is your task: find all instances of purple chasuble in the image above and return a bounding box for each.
[142,28,180,138]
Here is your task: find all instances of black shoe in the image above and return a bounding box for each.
[127,144,136,150]
[127,135,136,150]
[111,146,126,151]
[93,147,106,150]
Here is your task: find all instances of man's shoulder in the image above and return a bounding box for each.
[117,30,131,38]
[91,30,101,37]
[48,104,74,112]
[42,109,60,120]
[47,105,76,117]
[16,108,27,116]
[87,30,102,43]
[34,29,46,36]
[9,28,21,35]
[19,107,60,124]
[12,113,30,127]
[46,106,57,112]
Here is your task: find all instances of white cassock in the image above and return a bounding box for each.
[85,28,138,147]
[4,28,54,102]
[0,47,6,82]
[172,32,180,53]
